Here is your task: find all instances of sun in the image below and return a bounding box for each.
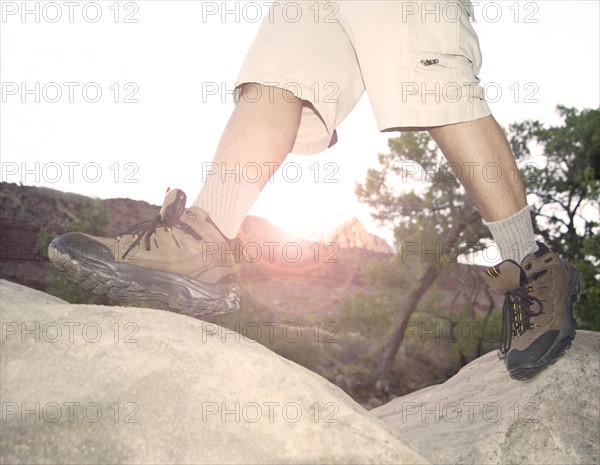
[250,179,354,240]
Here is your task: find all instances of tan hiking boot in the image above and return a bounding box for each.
[483,242,582,380]
[48,188,240,317]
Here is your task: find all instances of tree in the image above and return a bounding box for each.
[509,106,600,329]
[355,132,489,378]
[354,106,599,380]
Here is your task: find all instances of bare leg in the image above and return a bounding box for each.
[429,115,526,222]
[194,84,303,238]
[212,84,303,189]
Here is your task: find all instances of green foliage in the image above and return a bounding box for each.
[356,132,489,264]
[450,306,501,363]
[339,289,400,339]
[354,131,492,378]
[264,330,329,369]
[360,257,411,289]
[573,236,600,329]
[68,201,110,236]
[403,305,501,368]
[510,106,600,330]
[207,293,334,372]
[339,256,421,338]
[40,200,109,304]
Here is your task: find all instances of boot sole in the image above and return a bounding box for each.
[48,240,240,318]
[508,263,582,380]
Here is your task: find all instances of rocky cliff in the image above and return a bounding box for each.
[326,217,393,254]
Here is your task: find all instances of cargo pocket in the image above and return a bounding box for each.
[412,53,485,105]
[407,1,463,55]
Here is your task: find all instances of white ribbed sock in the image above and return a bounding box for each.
[193,175,260,239]
[484,205,538,264]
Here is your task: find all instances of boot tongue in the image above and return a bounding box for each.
[483,260,527,294]
[159,188,187,226]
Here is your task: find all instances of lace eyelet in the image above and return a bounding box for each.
[525,263,532,270]
[186,211,197,219]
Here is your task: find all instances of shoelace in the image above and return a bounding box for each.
[499,270,546,356]
[119,211,203,259]
[120,214,165,259]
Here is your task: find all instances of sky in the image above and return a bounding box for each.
[1,0,599,246]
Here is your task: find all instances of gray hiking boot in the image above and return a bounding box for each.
[483,242,582,380]
[48,188,240,317]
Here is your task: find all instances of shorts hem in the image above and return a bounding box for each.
[289,138,332,155]
[375,100,492,131]
[235,73,337,155]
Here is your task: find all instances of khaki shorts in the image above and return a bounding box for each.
[235,0,492,155]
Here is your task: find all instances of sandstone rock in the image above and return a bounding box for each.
[0,280,427,465]
[372,330,600,465]
[326,217,392,254]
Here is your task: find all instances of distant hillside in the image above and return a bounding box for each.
[0,182,391,293]
[326,217,393,254]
